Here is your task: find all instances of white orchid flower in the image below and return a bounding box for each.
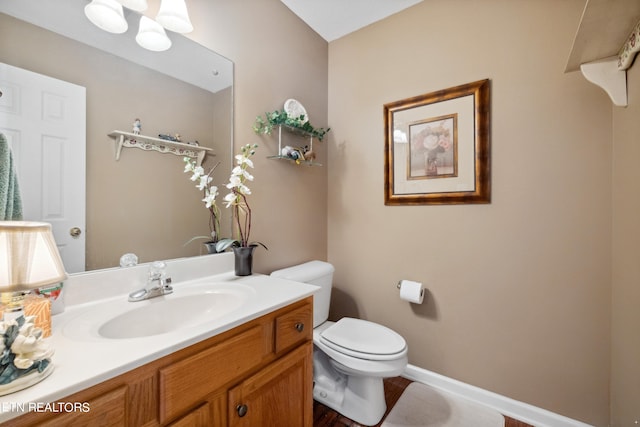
[226,175,242,189]
[202,187,218,208]
[183,157,195,172]
[222,144,259,247]
[190,166,205,181]
[223,192,237,208]
[197,175,212,191]
[235,154,254,168]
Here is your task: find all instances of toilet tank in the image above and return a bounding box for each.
[270,260,334,328]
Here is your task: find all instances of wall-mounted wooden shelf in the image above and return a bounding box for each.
[108,131,214,166]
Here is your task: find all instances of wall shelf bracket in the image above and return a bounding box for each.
[580,57,628,107]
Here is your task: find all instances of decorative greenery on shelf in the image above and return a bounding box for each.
[253,110,330,141]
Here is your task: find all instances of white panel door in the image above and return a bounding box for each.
[0,62,86,273]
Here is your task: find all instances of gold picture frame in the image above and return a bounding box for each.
[384,79,491,205]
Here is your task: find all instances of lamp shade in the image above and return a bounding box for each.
[84,0,128,34]
[156,0,193,33]
[0,221,67,292]
[136,16,172,51]
[116,0,148,12]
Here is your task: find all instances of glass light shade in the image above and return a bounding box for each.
[116,0,148,12]
[156,0,193,33]
[0,221,67,292]
[136,16,172,51]
[84,0,128,34]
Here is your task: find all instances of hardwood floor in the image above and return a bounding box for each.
[313,377,534,427]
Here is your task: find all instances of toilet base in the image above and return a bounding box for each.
[313,350,387,426]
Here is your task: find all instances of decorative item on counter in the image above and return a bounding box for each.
[37,282,65,315]
[216,144,267,275]
[0,292,53,332]
[133,118,141,135]
[0,315,54,395]
[183,158,225,253]
[0,221,66,394]
[23,293,51,336]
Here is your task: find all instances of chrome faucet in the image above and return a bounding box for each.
[128,261,173,302]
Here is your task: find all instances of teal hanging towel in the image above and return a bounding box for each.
[0,132,23,220]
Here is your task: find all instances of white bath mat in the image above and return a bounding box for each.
[381,382,505,427]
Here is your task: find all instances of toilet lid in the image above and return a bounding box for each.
[320,318,406,360]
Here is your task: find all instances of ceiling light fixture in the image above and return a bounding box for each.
[84,0,128,34]
[85,0,194,51]
[136,16,172,52]
[116,0,148,12]
[156,0,194,34]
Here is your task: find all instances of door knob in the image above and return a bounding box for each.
[70,227,82,238]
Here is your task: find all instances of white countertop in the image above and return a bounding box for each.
[0,258,318,423]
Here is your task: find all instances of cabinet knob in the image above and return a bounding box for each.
[236,404,248,417]
[294,322,304,332]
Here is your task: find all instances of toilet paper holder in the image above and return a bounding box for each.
[397,280,424,297]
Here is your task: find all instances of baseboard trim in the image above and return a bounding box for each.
[403,365,594,427]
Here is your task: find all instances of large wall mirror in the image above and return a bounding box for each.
[0,0,233,273]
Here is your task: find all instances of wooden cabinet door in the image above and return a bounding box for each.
[35,386,127,427]
[228,342,312,427]
[167,403,210,427]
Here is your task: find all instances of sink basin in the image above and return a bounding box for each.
[100,292,245,339]
[63,283,255,340]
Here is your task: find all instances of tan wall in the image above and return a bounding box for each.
[611,59,640,426]
[185,0,329,273]
[327,1,612,425]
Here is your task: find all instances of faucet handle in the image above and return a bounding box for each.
[149,260,167,280]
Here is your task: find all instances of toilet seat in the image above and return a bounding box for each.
[319,317,406,361]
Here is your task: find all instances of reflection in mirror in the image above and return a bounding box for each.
[0,0,233,273]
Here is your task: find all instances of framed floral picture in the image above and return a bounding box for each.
[384,79,491,205]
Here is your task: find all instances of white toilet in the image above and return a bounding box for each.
[271,260,408,426]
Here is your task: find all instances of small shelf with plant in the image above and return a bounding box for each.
[253,107,330,166]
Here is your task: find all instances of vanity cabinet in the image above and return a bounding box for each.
[228,344,311,427]
[3,297,313,427]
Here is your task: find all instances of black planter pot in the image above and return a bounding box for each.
[232,245,256,276]
[203,241,222,254]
